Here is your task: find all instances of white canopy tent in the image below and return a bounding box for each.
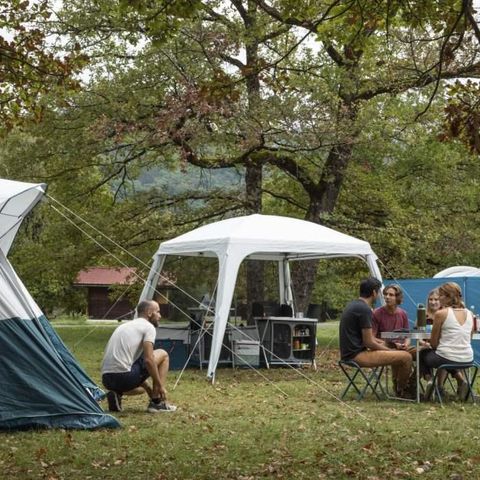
[140,214,383,380]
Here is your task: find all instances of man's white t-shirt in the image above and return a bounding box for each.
[101,317,156,374]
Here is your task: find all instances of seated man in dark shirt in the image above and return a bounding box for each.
[339,277,413,398]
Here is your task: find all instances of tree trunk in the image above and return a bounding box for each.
[243,1,265,323]
[292,102,358,313]
[245,162,264,323]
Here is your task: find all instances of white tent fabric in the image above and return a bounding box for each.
[0,179,46,256]
[0,179,46,319]
[141,214,383,379]
[434,266,480,278]
[0,248,44,320]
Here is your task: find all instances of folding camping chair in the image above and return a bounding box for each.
[427,363,478,405]
[338,360,386,400]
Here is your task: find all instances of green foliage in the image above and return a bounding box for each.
[0,125,167,313]
[335,94,480,281]
[60,0,201,49]
[441,80,480,154]
[0,0,85,131]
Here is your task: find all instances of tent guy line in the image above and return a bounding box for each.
[48,201,202,323]
[173,319,291,398]
[376,258,419,308]
[47,198,311,397]
[70,280,136,353]
[46,195,371,421]
[46,194,207,310]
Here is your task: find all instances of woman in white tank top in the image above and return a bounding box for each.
[419,282,474,400]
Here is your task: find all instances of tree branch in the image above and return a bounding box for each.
[230,0,248,23]
[466,1,480,43]
[414,0,471,120]
[263,187,307,211]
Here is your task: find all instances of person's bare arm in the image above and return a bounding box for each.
[430,309,447,349]
[362,328,392,351]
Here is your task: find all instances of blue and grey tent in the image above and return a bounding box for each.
[0,178,119,430]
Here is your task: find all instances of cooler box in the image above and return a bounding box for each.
[232,340,260,368]
[154,339,188,371]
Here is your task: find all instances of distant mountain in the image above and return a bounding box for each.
[135,164,244,195]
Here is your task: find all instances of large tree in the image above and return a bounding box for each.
[243,0,480,308]
[8,0,480,313]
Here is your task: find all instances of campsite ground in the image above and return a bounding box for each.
[2,321,480,479]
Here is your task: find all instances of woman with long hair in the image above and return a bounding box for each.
[420,282,474,401]
[426,288,441,325]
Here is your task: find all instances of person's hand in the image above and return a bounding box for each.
[154,385,167,401]
[394,342,407,350]
[152,384,167,400]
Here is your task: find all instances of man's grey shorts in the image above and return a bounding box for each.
[102,355,149,393]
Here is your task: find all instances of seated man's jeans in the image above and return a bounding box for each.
[353,350,413,391]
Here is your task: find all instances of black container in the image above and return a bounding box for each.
[416,304,426,330]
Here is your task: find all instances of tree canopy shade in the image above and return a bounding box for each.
[48,1,480,307]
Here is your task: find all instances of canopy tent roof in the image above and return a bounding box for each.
[434,266,480,278]
[142,214,382,380]
[0,179,46,256]
[157,214,377,260]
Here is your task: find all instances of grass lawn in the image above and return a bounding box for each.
[1,321,480,479]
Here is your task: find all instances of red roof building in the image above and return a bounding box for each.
[74,267,173,320]
[75,267,137,287]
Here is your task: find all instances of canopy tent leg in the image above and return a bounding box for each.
[140,255,166,302]
[207,253,243,379]
[278,258,294,312]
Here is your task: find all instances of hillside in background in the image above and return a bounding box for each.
[136,164,244,195]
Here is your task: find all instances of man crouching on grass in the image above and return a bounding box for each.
[101,300,177,413]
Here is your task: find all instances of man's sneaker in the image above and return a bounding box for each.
[147,400,177,413]
[106,391,122,412]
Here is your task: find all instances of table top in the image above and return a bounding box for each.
[381,330,480,340]
[255,316,318,323]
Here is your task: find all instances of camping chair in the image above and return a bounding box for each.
[427,363,478,405]
[338,360,386,400]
